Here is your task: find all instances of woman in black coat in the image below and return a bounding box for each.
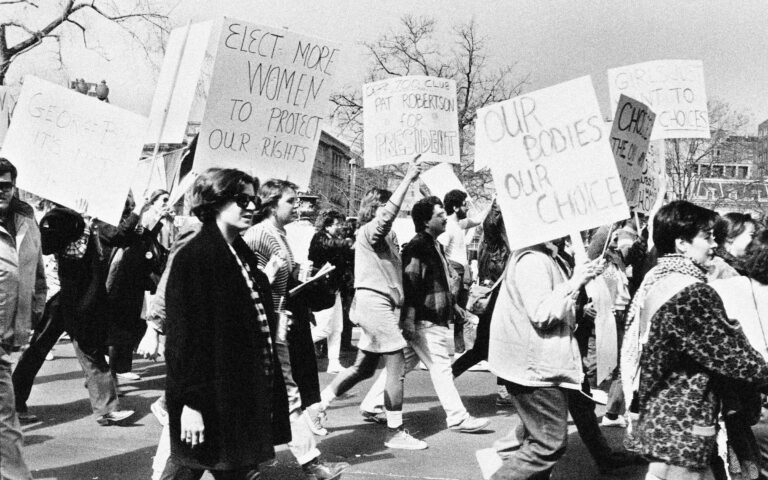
[162,169,290,480]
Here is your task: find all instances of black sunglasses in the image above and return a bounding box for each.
[233,193,259,209]
[0,181,15,192]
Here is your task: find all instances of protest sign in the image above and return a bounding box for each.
[475,76,629,250]
[0,86,18,146]
[634,139,666,214]
[608,59,709,140]
[363,76,459,167]
[0,76,148,225]
[609,94,655,208]
[195,18,341,189]
[420,162,466,203]
[147,21,213,144]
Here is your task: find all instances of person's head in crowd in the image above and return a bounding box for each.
[653,200,718,265]
[443,189,469,220]
[358,187,392,225]
[340,218,357,240]
[316,209,345,236]
[190,168,259,236]
[714,212,758,259]
[744,229,768,285]
[148,189,170,209]
[0,157,17,214]
[412,195,447,236]
[253,179,298,227]
[39,207,86,255]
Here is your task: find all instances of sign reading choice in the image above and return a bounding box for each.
[634,140,666,215]
[195,18,341,189]
[363,76,459,167]
[608,59,709,140]
[609,94,655,207]
[0,76,147,225]
[475,76,629,250]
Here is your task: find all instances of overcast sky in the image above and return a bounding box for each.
[17,0,768,134]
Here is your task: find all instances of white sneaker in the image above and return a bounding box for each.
[116,372,141,381]
[150,398,168,426]
[305,403,328,436]
[45,350,55,361]
[326,360,343,374]
[601,415,628,428]
[385,429,428,450]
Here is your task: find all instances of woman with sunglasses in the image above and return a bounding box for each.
[161,169,290,480]
[243,179,348,480]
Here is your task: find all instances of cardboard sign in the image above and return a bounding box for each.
[475,76,629,250]
[609,95,655,208]
[195,18,341,189]
[147,21,213,144]
[363,76,459,167]
[608,60,709,140]
[634,139,666,214]
[0,86,19,146]
[0,76,148,225]
[420,162,467,203]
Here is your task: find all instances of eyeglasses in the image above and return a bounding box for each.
[0,182,14,192]
[233,193,259,210]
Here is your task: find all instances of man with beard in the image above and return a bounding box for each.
[439,190,491,354]
[0,157,46,480]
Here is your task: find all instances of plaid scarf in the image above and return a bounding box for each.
[228,244,274,378]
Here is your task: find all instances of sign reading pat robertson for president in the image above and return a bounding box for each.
[363,76,459,167]
[0,76,148,226]
[195,18,341,189]
[475,76,630,251]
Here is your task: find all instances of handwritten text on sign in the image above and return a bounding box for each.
[634,140,666,215]
[609,95,655,207]
[196,19,340,189]
[475,76,629,250]
[608,60,709,140]
[0,76,147,225]
[363,76,459,167]
[0,86,19,146]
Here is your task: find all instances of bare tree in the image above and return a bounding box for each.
[666,99,751,200]
[331,15,528,201]
[0,0,171,85]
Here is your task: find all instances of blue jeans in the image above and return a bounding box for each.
[0,347,32,480]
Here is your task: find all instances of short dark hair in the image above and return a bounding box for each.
[714,212,757,246]
[653,200,718,256]
[253,179,298,224]
[190,168,258,222]
[744,229,768,284]
[315,209,344,231]
[358,187,392,225]
[412,196,443,233]
[443,189,467,215]
[0,157,17,182]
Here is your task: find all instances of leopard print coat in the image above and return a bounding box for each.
[636,282,768,469]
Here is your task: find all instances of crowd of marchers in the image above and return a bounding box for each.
[3,148,768,480]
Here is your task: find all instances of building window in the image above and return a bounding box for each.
[738,166,749,179]
[700,165,711,177]
[712,165,724,177]
[725,166,735,178]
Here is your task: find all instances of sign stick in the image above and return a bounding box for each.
[600,224,615,259]
[146,20,192,196]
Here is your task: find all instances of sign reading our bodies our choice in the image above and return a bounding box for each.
[609,95,655,208]
[476,76,629,250]
[363,76,459,167]
[608,59,709,140]
[0,76,148,225]
[195,18,341,189]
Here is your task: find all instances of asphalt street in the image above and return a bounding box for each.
[14,337,652,480]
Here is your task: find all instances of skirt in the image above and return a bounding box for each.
[351,289,406,353]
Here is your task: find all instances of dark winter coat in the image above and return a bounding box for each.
[164,221,290,470]
[56,213,140,347]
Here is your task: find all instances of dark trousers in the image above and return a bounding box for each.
[12,294,118,417]
[328,349,405,411]
[452,287,498,378]
[159,459,260,480]
[492,383,569,480]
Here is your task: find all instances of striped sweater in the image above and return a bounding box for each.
[243,221,295,313]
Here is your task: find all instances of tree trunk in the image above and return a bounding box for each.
[0,25,8,85]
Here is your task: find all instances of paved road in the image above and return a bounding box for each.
[15,339,650,480]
